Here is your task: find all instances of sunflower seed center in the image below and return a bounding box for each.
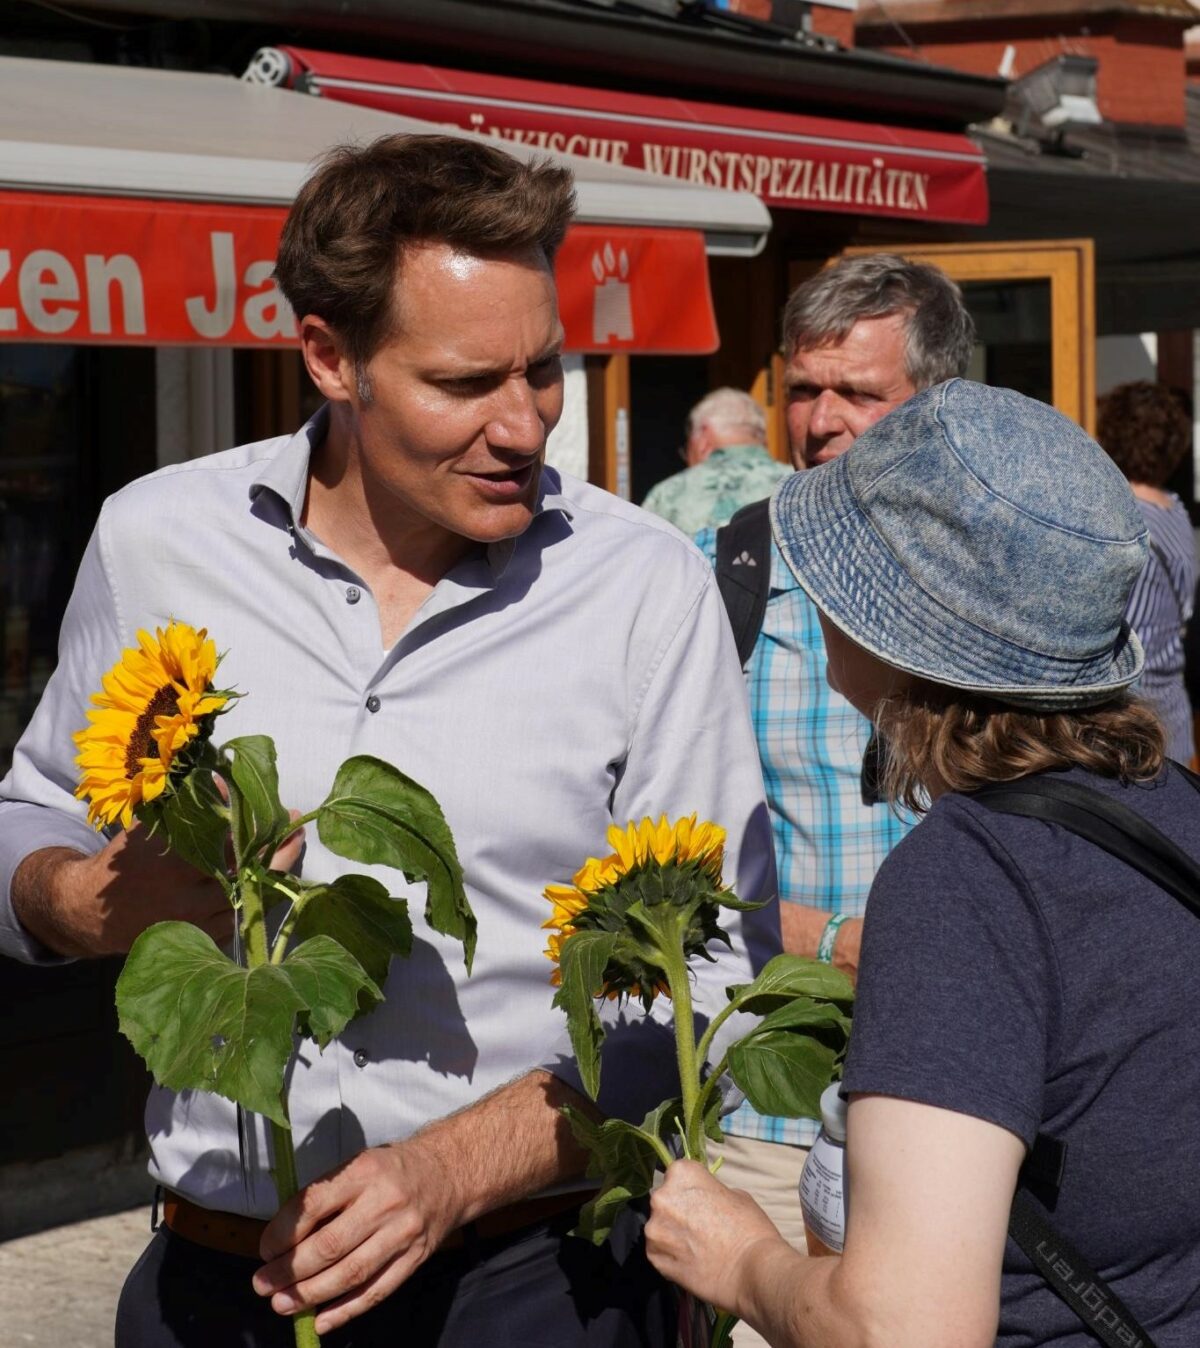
[124,685,181,777]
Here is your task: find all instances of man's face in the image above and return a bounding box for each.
[350,242,564,546]
[784,312,917,470]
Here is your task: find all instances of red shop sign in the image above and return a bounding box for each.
[276,47,989,226]
[0,192,717,353]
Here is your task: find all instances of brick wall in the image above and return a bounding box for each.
[859,13,1188,126]
[726,0,857,46]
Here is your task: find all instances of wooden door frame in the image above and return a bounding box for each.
[832,239,1097,433]
[585,353,631,495]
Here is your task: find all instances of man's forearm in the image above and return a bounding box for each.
[779,902,863,983]
[10,846,93,957]
[403,1068,599,1230]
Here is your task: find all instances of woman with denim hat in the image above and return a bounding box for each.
[646,379,1200,1347]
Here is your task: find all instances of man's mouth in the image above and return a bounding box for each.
[462,461,539,499]
[806,443,847,470]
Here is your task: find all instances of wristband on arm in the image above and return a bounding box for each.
[816,913,847,964]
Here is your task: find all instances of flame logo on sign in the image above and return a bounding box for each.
[592,243,633,344]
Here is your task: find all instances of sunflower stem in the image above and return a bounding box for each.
[659,940,706,1165]
[269,880,312,965]
[258,809,321,864]
[245,877,321,1348]
[239,874,270,969]
[270,1103,321,1348]
[695,999,738,1074]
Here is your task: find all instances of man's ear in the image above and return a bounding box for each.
[299,316,356,404]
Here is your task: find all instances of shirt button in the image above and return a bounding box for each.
[365,694,381,714]
[353,1048,369,1068]
[345,585,361,604]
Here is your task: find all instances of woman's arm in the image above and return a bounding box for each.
[646,1094,1025,1348]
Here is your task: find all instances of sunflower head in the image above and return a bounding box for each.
[73,621,234,830]
[543,814,735,1009]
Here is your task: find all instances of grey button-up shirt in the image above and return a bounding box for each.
[0,412,778,1216]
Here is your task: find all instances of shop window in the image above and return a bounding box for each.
[0,344,155,778]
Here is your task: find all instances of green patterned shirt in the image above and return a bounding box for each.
[640,444,791,537]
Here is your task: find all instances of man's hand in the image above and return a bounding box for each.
[253,1133,461,1334]
[12,818,306,958]
[646,1160,797,1320]
[253,1069,595,1335]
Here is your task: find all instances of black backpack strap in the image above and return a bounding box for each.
[715,499,772,668]
[970,768,1200,1348]
[972,769,1200,922]
[1008,1190,1158,1348]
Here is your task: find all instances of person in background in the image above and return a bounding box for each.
[640,387,789,535]
[1097,379,1197,765]
[647,380,1200,1348]
[693,254,974,1346]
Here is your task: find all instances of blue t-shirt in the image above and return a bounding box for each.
[843,766,1200,1346]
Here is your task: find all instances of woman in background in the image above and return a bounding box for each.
[1097,380,1196,763]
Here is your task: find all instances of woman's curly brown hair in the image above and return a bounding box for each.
[1096,380,1191,487]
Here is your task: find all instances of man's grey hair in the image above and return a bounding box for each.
[687,387,767,446]
[782,253,975,390]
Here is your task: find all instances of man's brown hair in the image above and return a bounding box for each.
[275,134,576,369]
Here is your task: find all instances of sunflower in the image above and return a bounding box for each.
[74,622,231,830]
[542,814,729,1001]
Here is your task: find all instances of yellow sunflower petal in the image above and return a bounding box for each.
[74,619,231,831]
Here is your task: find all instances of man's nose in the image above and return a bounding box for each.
[487,379,548,454]
[807,389,845,439]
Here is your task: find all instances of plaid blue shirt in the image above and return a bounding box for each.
[696,524,914,1146]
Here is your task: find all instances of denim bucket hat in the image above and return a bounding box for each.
[770,379,1147,710]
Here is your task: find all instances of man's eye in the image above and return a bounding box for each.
[444,375,494,394]
[787,385,816,402]
[529,355,562,383]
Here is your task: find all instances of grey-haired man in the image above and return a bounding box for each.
[700,253,975,1348]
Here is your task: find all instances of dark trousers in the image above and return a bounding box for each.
[115,1204,676,1348]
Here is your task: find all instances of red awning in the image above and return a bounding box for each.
[0,192,717,353]
[275,47,988,226]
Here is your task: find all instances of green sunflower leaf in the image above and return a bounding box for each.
[153,760,229,881]
[288,873,413,990]
[725,953,854,1016]
[283,935,385,1047]
[727,1024,844,1122]
[564,1102,674,1245]
[552,930,618,1100]
[115,922,380,1127]
[316,756,476,972]
[222,735,290,868]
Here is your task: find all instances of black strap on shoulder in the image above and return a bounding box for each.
[972,767,1200,923]
[968,767,1200,1348]
[714,498,772,668]
[1008,1190,1157,1348]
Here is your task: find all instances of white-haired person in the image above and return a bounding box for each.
[646,379,1200,1347]
[640,386,789,536]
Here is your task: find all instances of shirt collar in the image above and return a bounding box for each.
[250,405,574,580]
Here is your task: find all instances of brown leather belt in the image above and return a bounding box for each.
[161,1188,594,1261]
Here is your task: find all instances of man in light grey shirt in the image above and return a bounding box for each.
[0,136,776,1345]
